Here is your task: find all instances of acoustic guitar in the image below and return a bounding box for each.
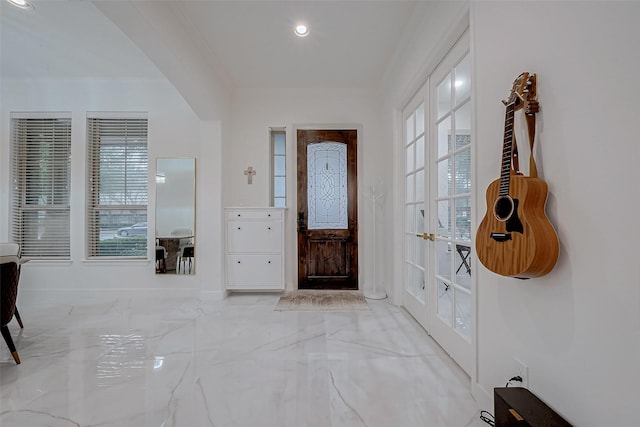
[476,73,558,278]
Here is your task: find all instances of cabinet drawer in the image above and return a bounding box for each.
[227,221,282,253]
[226,209,282,221]
[227,254,283,288]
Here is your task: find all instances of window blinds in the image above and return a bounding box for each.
[86,116,148,258]
[10,116,72,259]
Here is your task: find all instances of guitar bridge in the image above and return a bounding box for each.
[490,232,512,242]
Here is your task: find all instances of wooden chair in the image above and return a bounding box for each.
[0,243,24,328]
[1,255,22,364]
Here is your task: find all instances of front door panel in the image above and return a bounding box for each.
[297,129,358,289]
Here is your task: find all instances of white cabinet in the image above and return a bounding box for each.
[225,208,285,290]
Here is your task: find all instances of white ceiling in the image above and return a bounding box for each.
[1,0,419,89]
[0,0,163,78]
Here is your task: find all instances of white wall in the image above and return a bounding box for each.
[227,87,386,292]
[0,77,225,298]
[472,2,640,425]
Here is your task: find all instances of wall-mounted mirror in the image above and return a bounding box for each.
[155,158,196,274]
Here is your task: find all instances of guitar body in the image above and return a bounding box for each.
[476,175,559,278]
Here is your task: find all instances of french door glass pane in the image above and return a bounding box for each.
[437,200,451,238]
[406,143,414,171]
[416,205,424,234]
[455,244,472,290]
[455,288,471,339]
[406,174,415,203]
[455,150,471,194]
[415,267,425,302]
[437,240,452,282]
[437,159,452,197]
[405,235,415,264]
[417,239,425,270]
[405,204,415,233]
[415,136,425,169]
[406,113,415,143]
[437,281,452,325]
[455,197,472,241]
[405,263,415,295]
[415,170,424,203]
[455,101,472,136]
[406,264,425,301]
[437,116,452,158]
[416,103,425,135]
[437,73,452,119]
[455,55,472,104]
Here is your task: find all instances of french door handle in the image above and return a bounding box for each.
[417,232,435,241]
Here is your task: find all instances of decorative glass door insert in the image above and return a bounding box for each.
[307,142,347,229]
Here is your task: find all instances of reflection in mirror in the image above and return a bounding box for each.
[155,158,195,274]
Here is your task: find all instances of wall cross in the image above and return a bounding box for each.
[244,166,256,184]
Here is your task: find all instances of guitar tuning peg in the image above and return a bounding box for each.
[526,99,540,114]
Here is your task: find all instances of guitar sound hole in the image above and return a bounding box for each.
[494,196,514,221]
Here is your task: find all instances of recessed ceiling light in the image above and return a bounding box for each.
[6,0,34,10]
[294,24,309,38]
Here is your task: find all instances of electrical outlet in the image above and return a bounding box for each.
[514,358,529,388]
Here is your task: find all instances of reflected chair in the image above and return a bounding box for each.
[155,246,167,273]
[171,229,193,272]
[1,255,22,364]
[177,245,194,274]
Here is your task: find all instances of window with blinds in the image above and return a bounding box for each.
[270,128,286,207]
[86,114,148,258]
[10,115,72,259]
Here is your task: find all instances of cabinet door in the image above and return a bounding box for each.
[227,254,283,288]
[227,221,282,253]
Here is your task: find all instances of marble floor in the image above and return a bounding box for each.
[1,293,481,427]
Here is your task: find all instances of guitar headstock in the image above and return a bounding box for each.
[523,73,539,115]
[502,72,529,109]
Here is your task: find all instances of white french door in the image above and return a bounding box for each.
[402,88,429,327]
[402,32,473,374]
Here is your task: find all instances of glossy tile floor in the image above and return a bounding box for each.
[1,293,481,426]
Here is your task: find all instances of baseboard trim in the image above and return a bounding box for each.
[472,381,493,413]
[18,288,219,303]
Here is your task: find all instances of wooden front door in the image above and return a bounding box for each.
[297,129,358,289]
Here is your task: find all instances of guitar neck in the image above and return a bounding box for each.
[499,103,516,196]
